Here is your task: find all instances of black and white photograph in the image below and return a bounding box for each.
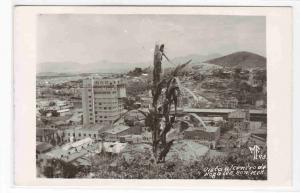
[35,13,268,180]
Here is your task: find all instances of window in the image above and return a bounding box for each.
[68,133,70,136]
[104,107,107,110]
[78,133,81,137]
[84,133,86,137]
[99,103,102,105]
[95,120,98,123]
[89,96,92,98]
[89,105,92,107]
[94,134,96,138]
[89,134,91,137]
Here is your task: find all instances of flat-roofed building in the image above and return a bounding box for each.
[81,77,126,125]
[103,125,142,142]
[183,113,220,149]
[63,124,109,142]
[228,109,250,131]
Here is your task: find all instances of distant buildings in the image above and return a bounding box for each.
[104,125,143,142]
[63,124,108,142]
[222,97,238,109]
[81,77,126,125]
[228,109,250,131]
[183,113,221,149]
[36,141,53,154]
[44,137,97,166]
[36,99,74,117]
[36,127,57,143]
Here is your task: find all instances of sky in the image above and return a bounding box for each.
[37,14,265,67]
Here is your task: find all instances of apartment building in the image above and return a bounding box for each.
[82,77,126,125]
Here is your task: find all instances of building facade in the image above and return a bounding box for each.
[82,77,126,125]
[183,113,221,148]
[228,109,250,131]
[104,125,142,142]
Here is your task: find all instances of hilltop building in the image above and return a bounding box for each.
[81,77,126,125]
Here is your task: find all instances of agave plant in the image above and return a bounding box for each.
[113,48,191,163]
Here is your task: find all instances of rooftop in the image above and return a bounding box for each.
[64,124,110,132]
[184,108,266,114]
[185,126,219,133]
[104,125,130,135]
[36,127,56,137]
[99,142,127,154]
[228,110,247,119]
[36,142,53,153]
[46,140,97,163]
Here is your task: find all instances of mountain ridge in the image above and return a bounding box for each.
[37,53,221,75]
[205,51,266,69]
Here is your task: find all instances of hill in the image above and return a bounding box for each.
[37,53,221,74]
[162,53,222,67]
[205,51,266,69]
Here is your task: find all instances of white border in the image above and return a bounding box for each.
[0,0,299,192]
[14,5,293,188]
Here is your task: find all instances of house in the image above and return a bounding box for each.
[63,124,109,142]
[184,126,220,149]
[119,135,142,144]
[44,138,97,166]
[104,125,131,142]
[36,142,53,154]
[98,141,127,154]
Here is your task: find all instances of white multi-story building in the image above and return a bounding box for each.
[82,77,126,125]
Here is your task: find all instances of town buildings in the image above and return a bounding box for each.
[104,124,143,142]
[228,109,250,131]
[81,77,126,125]
[183,113,221,148]
[63,124,109,142]
[222,97,239,109]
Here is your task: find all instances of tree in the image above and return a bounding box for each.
[50,138,57,146]
[51,110,60,117]
[49,101,56,106]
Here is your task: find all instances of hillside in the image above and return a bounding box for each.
[37,53,221,74]
[162,53,222,67]
[205,51,266,69]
